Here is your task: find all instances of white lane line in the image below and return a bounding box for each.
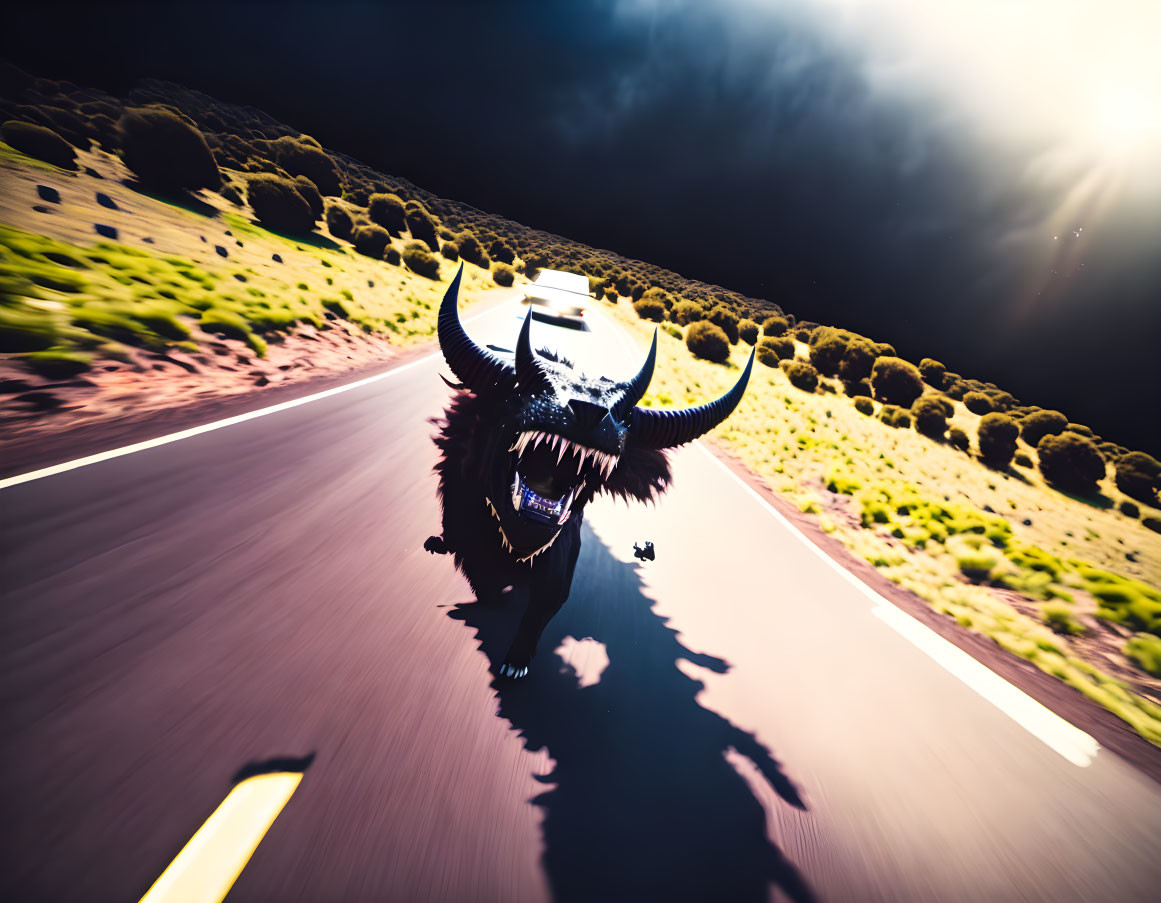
[695,443,1100,768]
[871,603,1100,767]
[139,771,303,903]
[604,315,1099,766]
[0,307,498,491]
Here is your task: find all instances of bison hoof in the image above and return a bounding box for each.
[498,663,529,679]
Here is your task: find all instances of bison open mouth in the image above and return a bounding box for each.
[507,430,618,527]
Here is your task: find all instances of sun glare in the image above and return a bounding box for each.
[1089,90,1161,159]
[806,0,1161,175]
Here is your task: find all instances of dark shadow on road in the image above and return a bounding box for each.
[449,524,816,903]
[231,752,316,784]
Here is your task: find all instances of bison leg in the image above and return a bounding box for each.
[499,533,582,679]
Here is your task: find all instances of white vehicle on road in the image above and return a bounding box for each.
[521,268,590,327]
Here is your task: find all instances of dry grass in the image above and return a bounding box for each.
[0,143,509,369]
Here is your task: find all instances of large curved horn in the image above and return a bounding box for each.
[628,347,755,449]
[515,306,552,393]
[613,328,657,417]
[437,264,514,393]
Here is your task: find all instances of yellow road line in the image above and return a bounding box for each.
[139,772,302,903]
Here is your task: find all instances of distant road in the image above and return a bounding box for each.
[3,300,1160,902]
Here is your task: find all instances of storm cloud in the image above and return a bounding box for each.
[5,0,1158,450]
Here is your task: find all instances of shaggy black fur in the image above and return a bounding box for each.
[429,385,671,674]
[427,265,752,678]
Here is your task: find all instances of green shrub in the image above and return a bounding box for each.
[1037,433,1106,495]
[1114,451,1161,506]
[118,106,219,192]
[963,392,994,415]
[403,241,440,278]
[2,120,77,169]
[956,548,998,582]
[672,300,704,325]
[269,136,341,195]
[522,251,548,281]
[1042,602,1085,636]
[756,336,794,368]
[911,395,949,439]
[440,240,460,261]
[492,261,515,286]
[738,319,759,345]
[843,378,871,398]
[663,324,682,340]
[918,357,946,389]
[978,413,1019,468]
[325,201,354,240]
[780,360,819,392]
[488,238,515,264]
[456,230,490,267]
[949,426,971,452]
[1100,441,1127,461]
[200,309,255,345]
[707,305,740,343]
[1126,634,1161,676]
[640,287,673,309]
[1014,452,1033,468]
[878,405,911,429]
[685,320,730,363]
[22,349,92,377]
[633,297,667,322]
[1019,409,1067,446]
[853,395,874,415]
[870,356,924,407]
[352,224,390,259]
[404,201,439,252]
[292,175,325,219]
[809,329,849,376]
[246,174,316,234]
[761,315,789,336]
[838,339,879,382]
[986,391,1016,412]
[368,192,406,233]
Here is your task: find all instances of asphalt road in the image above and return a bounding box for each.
[3,300,1161,903]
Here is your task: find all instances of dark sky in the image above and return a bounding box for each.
[5,0,1160,452]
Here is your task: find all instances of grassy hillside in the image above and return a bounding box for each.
[1,64,1159,746]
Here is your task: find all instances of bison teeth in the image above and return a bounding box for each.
[511,430,620,480]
